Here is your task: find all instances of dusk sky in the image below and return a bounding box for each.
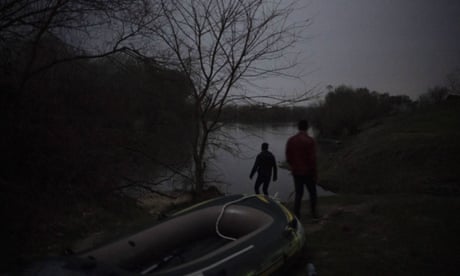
[274,0,460,100]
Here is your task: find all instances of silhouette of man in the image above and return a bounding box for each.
[286,120,318,219]
[250,142,277,196]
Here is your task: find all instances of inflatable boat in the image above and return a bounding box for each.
[25,194,305,275]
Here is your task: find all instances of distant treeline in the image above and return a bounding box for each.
[220,86,414,138]
[219,105,312,123]
[308,86,414,137]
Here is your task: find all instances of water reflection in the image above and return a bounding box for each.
[208,123,335,202]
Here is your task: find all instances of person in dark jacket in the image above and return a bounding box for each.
[286,120,318,219]
[250,142,277,196]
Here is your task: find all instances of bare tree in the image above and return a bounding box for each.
[1,0,312,196]
[0,0,157,90]
[146,0,310,194]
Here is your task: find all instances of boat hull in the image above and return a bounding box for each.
[23,194,305,275]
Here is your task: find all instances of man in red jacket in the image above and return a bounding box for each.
[286,120,318,219]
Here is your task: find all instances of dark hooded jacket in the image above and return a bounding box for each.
[250,150,277,181]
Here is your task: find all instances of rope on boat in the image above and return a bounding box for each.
[215,194,259,241]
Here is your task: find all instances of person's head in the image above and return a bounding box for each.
[298,120,309,131]
[261,142,269,151]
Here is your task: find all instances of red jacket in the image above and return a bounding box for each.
[285,131,317,181]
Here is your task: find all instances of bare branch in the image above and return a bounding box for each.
[141,0,309,193]
[1,0,157,88]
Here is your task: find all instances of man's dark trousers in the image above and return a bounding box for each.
[293,175,317,217]
[254,176,270,195]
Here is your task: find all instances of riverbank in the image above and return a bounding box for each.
[286,103,460,275]
[318,103,460,195]
[285,194,460,275]
[5,103,459,274]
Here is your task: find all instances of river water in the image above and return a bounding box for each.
[207,123,335,202]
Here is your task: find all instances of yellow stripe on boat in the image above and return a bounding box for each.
[277,202,294,222]
[256,194,269,203]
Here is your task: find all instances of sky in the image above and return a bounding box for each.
[274,0,460,100]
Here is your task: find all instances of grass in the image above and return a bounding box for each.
[286,103,460,275]
[291,195,460,275]
[318,104,460,195]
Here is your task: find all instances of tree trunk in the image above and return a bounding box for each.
[194,159,204,195]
